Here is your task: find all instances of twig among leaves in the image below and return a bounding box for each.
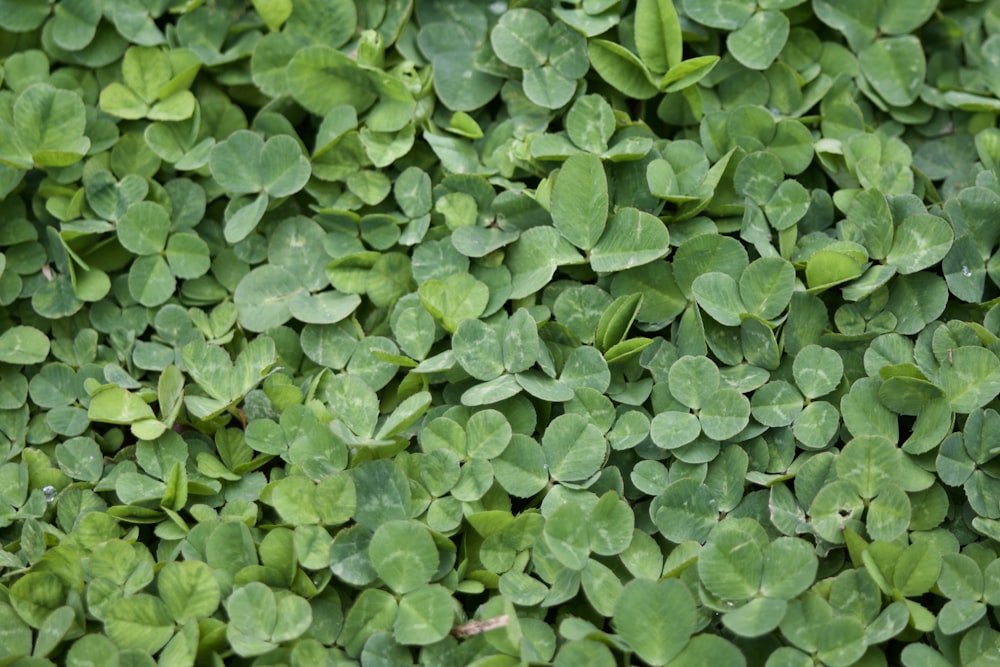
[450,615,510,638]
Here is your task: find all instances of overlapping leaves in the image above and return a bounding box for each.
[2,0,1000,665]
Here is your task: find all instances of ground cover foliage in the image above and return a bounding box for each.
[3,0,1000,665]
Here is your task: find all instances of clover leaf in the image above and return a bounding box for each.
[99,46,198,121]
[209,130,311,242]
[0,83,91,168]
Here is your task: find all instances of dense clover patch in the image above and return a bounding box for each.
[2,0,1000,664]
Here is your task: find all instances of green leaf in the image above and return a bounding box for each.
[765,179,811,231]
[867,483,911,541]
[369,520,439,594]
[104,594,175,653]
[668,355,720,410]
[938,346,1000,413]
[117,201,170,256]
[612,579,695,665]
[506,226,584,299]
[682,0,755,30]
[89,386,157,425]
[805,250,865,291]
[589,491,635,556]
[650,411,701,449]
[453,319,504,381]
[287,45,377,116]
[590,207,670,272]
[595,293,644,352]
[809,480,864,543]
[542,413,607,482]
[13,83,90,167]
[418,272,490,333]
[157,560,220,624]
[859,36,926,107]
[885,214,953,274]
[700,388,751,441]
[285,0,356,47]
[490,9,549,69]
[566,94,616,153]
[727,10,789,70]
[0,325,49,364]
[836,436,898,499]
[209,130,310,197]
[699,519,767,600]
[845,189,894,260]
[551,153,609,251]
[544,502,591,571]
[722,597,788,638]
[761,537,818,599]
[793,344,844,399]
[493,434,549,497]
[234,265,306,332]
[394,584,453,645]
[226,583,311,656]
[503,308,539,374]
[892,542,941,597]
[841,377,899,442]
[635,0,683,73]
[352,460,412,529]
[588,39,659,100]
[651,478,719,543]
[692,272,744,326]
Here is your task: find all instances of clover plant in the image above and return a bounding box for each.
[3,0,1000,665]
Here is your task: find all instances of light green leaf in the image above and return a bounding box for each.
[104,594,175,653]
[938,347,1000,414]
[682,0,755,30]
[700,388,751,441]
[418,272,490,333]
[234,265,306,332]
[117,201,171,256]
[722,597,788,638]
[287,45,377,116]
[157,560,220,624]
[14,83,90,167]
[542,413,607,482]
[369,520,438,594]
[590,208,670,272]
[394,584,453,645]
[0,325,49,364]
[699,519,767,600]
[692,272,744,326]
[635,0,683,73]
[588,39,659,100]
[566,94,616,153]
[739,257,795,320]
[885,214,953,275]
[551,153,609,251]
[88,386,157,425]
[612,579,695,665]
[490,9,549,69]
[727,10,789,70]
[544,502,591,571]
[859,36,925,107]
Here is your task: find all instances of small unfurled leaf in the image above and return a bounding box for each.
[634,0,683,73]
[588,39,659,100]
